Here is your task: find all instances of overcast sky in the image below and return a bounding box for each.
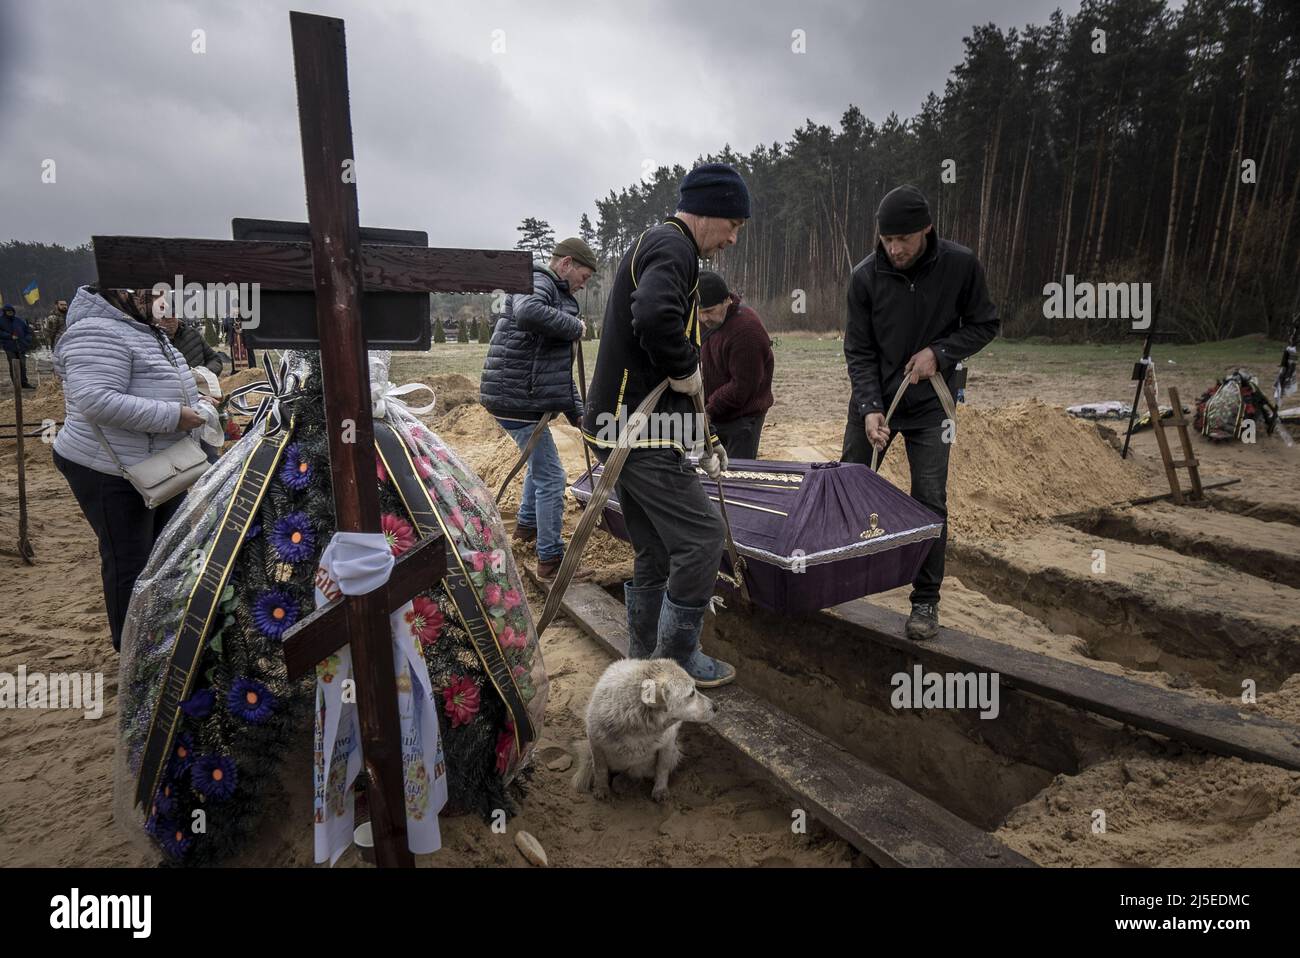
[1,0,1080,251]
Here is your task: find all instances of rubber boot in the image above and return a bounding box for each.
[624,581,664,659]
[651,595,736,688]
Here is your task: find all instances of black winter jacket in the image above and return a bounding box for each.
[844,230,998,429]
[168,323,223,375]
[582,217,704,452]
[480,265,583,421]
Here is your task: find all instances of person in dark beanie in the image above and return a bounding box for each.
[481,236,597,579]
[1,303,36,389]
[841,184,998,640]
[582,162,751,687]
[699,271,773,459]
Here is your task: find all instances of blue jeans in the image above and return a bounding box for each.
[497,417,566,562]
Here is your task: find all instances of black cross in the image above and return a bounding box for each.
[92,11,530,867]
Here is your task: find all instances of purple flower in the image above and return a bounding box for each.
[227,678,277,724]
[280,443,313,490]
[191,754,238,801]
[159,820,193,859]
[253,589,298,639]
[180,688,214,719]
[167,732,196,778]
[245,522,262,541]
[270,512,316,563]
[150,781,178,819]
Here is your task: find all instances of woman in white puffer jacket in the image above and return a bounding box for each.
[53,286,208,651]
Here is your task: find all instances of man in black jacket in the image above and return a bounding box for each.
[481,237,596,578]
[842,185,998,640]
[582,163,750,688]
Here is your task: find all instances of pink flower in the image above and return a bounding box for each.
[512,664,527,678]
[484,584,502,608]
[405,596,444,647]
[376,457,389,484]
[503,589,521,610]
[448,508,465,531]
[442,677,480,728]
[434,448,450,462]
[495,726,515,775]
[470,551,490,572]
[469,517,485,536]
[382,513,416,556]
[414,456,434,479]
[498,625,527,649]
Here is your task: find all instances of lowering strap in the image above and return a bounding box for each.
[871,372,959,472]
[535,380,748,635]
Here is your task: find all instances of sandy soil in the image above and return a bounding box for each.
[2,344,1298,868]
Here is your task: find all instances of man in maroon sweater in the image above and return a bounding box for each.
[699,271,774,459]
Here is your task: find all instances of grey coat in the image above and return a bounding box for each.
[53,286,202,476]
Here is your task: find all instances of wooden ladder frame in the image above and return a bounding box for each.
[1141,368,1203,504]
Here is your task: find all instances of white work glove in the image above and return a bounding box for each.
[699,443,729,480]
[668,368,703,396]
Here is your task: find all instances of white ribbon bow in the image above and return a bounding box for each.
[370,377,437,420]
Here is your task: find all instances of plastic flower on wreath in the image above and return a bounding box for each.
[512,664,527,680]
[151,781,178,819]
[447,507,465,533]
[270,512,316,564]
[382,513,416,556]
[484,583,502,608]
[404,596,444,647]
[168,732,196,777]
[180,688,215,719]
[227,677,278,724]
[254,589,298,639]
[495,724,516,775]
[192,754,238,801]
[159,821,192,859]
[498,625,527,650]
[442,676,480,728]
[414,455,435,480]
[470,551,491,572]
[280,442,314,491]
[503,589,522,611]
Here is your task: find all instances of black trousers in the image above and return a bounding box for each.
[842,405,950,605]
[54,450,186,651]
[714,411,766,460]
[4,351,31,385]
[613,447,725,607]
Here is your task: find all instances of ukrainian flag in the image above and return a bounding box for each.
[22,281,40,305]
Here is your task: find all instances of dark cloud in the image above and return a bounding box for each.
[1,0,1078,250]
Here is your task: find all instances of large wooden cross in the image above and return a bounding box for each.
[92,11,531,867]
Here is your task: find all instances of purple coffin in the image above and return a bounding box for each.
[570,458,942,614]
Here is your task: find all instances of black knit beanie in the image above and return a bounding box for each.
[876,185,932,235]
[698,271,732,309]
[678,163,751,220]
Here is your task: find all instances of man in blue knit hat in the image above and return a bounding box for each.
[582,162,750,687]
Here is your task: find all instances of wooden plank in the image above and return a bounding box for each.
[541,574,1034,867]
[1168,386,1204,499]
[290,10,410,869]
[824,599,1300,771]
[92,235,532,294]
[1144,373,1183,504]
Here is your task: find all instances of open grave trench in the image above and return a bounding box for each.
[550,486,1300,866]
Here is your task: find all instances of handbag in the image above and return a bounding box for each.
[87,328,211,509]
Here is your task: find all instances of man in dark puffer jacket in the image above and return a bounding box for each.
[481,237,596,578]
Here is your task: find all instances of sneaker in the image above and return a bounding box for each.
[536,557,592,582]
[905,602,939,641]
[511,524,537,545]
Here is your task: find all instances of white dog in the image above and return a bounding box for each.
[572,657,717,802]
